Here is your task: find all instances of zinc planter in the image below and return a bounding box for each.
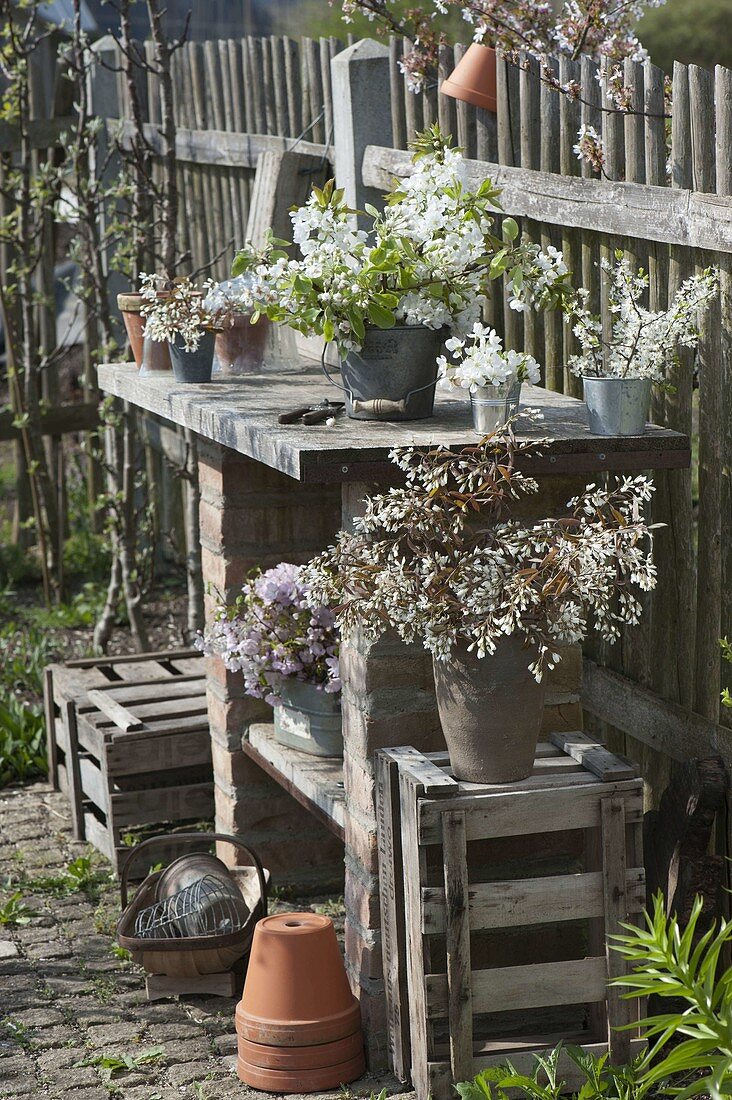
[273,680,343,758]
[470,380,522,434]
[583,376,652,436]
[169,330,216,383]
[432,636,547,783]
[339,324,445,421]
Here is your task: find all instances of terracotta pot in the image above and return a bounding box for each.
[214,314,271,375]
[237,1030,363,1070]
[236,1052,366,1092]
[118,293,145,367]
[441,43,498,114]
[236,913,362,1046]
[432,635,547,783]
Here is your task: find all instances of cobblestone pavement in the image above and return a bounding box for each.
[0,785,413,1100]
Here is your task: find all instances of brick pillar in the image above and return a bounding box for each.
[198,438,345,891]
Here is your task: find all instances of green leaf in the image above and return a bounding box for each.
[367,301,396,329]
[502,217,519,241]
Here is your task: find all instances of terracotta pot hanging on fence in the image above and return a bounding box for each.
[441,43,498,114]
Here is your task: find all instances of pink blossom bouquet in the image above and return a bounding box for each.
[197,563,341,703]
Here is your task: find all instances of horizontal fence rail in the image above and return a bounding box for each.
[362,146,732,253]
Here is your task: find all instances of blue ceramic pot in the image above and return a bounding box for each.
[169,330,216,383]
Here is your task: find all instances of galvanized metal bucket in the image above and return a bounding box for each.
[583,376,651,436]
[273,680,343,758]
[169,330,216,383]
[324,324,446,421]
[470,380,522,434]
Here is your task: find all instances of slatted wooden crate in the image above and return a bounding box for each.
[44,650,214,873]
[375,734,646,1099]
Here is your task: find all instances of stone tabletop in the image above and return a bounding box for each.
[98,363,690,483]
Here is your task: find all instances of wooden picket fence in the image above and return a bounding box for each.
[4,32,732,858]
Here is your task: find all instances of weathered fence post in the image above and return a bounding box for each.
[331,39,392,224]
[88,36,127,335]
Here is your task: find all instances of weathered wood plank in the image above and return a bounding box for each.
[601,797,635,1062]
[427,1039,648,1098]
[583,659,732,762]
[441,811,472,1083]
[399,767,433,1100]
[425,956,608,1017]
[419,780,643,843]
[86,690,145,733]
[422,867,646,932]
[109,781,214,826]
[246,722,346,833]
[115,122,330,170]
[362,145,732,252]
[375,749,412,1082]
[549,731,637,781]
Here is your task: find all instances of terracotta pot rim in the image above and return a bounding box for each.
[235,998,361,1032]
[237,1051,366,1092]
[117,293,143,313]
[237,1030,363,1069]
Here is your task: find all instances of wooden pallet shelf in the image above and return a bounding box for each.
[243,723,346,841]
[376,736,646,1098]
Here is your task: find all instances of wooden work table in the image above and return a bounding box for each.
[98,363,690,482]
[98,359,690,1070]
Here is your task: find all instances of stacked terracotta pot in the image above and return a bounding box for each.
[235,912,365,1092]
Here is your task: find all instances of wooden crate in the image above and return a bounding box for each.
[44,650,214,873]
[376,734,646,1099]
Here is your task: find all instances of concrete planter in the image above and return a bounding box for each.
[272,680,343,758]
[340,324,445,421]
[583,375,652,436]
[169,331,216,383]
[432,635,547,783]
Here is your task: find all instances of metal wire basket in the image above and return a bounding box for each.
[117,832,268,977]
[134,873,251,940]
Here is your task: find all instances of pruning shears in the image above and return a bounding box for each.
[278,399,345,426]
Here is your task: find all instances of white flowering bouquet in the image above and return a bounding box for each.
[231,127,571,355]
[304,424,657,681]
[140,274,226,352]
[438,322,541,392]
[568,256,719,381]
[196,562,341,705]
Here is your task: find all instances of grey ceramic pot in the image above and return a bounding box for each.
[432,636,547,783]
[169,330,216,383]
[272,679,343,758]
[340,324,445,421]
[583,376,652,436]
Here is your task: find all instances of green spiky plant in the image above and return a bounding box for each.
[611,893,732,1100]
[456,894,732,1100]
